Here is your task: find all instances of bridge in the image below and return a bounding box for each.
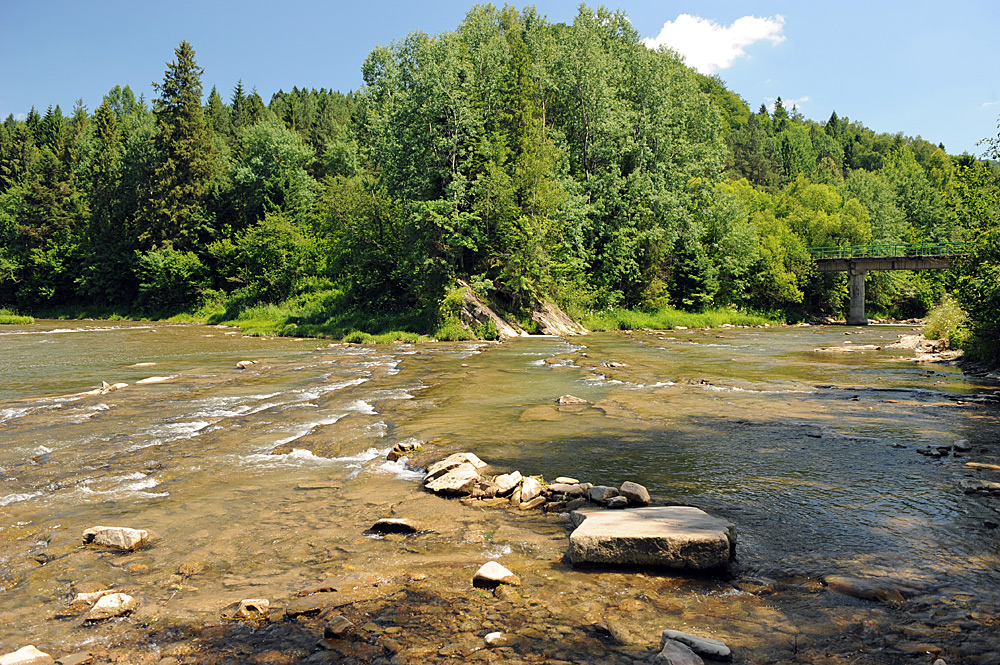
[809,242,965,325]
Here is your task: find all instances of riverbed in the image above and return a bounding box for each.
[1,321,998,664]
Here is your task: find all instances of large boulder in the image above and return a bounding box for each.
[653,639,704,665]
[424,463,481,495]
[425,453,487,481]
[82,526,148,551]
[0,646,54,665]
[569,507,736,570]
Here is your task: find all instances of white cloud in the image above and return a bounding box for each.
[772,95,809,112]
[983,101,1000,108]
[14,113,25,121]
[642,14,786,74]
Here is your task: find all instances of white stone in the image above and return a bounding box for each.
[473,561,521,587]
[86,592,137,621]
[426,453,487,480]
[569,507,736,569]
[235,598,269,620]
[654,639,704,665]
[82,526,148,551]
[484,632,508,646]
[661,630,732,660]
[424,463,480,495]
[493,470,523,495]
[520,476,543,502]
[0,646,54,665]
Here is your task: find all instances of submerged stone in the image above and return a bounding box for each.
[368,518,418,534]
[234,598,269,621]
[569,507,736,570]
[85,592,137,621]
[473,561,521,588]
[82,526,148,552]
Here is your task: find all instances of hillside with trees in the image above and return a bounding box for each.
[0,5,997,364]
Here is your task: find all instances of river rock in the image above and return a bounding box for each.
[368,518,418,534]
[588,485,619,504]
[69,589,116,611]
[619,481,651,505]
[494,470,522,495]
[606,495,630,509]
[473,561,521,588]
[234,598,269,620]
[653,639,704,665]
[547,482,584,497]
[519,496,545,510]
[484,632,509,646]
[0,646,54,665]
[325,615,357,639]
[569,507,736,569]
[424,463,480,495]
[554,476,580,484]
[236,360,258,369]
[82,526,148,551]
[824,576,905,604]
[386,438,423,462]
[85,592,137,621]
[556,395,589,405]
[520,476,543,502]
[953,439,972,452]
[425,453,487,480]
[960,479,1000,494]
[661,630,732,660]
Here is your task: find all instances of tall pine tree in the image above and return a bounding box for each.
[141,40,218,251]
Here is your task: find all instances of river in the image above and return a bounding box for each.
[1,321,998,664]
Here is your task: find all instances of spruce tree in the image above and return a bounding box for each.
[142,40,218,251]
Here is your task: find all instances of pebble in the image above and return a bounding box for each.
[473,561,521,588]
[234,598,269,621]
[0,646,55,665]
[85,592,137,621]
[324,615,357,639]
[484,632,508,646]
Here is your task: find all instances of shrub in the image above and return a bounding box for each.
[924,295,970,349]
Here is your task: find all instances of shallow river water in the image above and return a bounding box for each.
[1,321,999,665]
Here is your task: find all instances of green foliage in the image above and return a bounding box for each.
[0,308,33,324]
[923,295,970,348]
[134,246,208,313]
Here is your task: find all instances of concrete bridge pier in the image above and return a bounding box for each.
[847,269,868,326]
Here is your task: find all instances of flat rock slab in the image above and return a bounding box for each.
[569,506,736,570]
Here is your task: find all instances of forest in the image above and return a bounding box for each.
[1,5,997,365]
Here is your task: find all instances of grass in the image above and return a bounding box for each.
[582,306,779,331]
[0,309,34,325]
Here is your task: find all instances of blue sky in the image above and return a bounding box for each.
[1,1,997,155]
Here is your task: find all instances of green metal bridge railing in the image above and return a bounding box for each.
[808,241,966,260]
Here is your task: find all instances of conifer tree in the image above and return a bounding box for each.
[142,40,218,251]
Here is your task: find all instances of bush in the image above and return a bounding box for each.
[134,247,209,313]
[924,295,970,349]
[0,308,33,324]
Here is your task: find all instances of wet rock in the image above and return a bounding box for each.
[177,561,204,577]
[653,639,704,665]
[592,620,629,645]
[619,481,651,506]
[606,495,630,509]
[484,632,509,646]
[368,518,418,534]
[324,615,357,639]
[554,476,581,484]
[824,576,905,604]
[473,561,521,588]
[917,447,948,458]
[286,593,336,616]
[471,479,501,498]
[425,452,487,479]
[0,646,54,665]
[520,477,543,502]
[99,381,129,394]
[85,592,137,621]
[569,507,736,570]
[494,470,523,495]
[69,589,116,611]
[424,463,480,495]
[55,652,93,665]
[556,395,589,405]
[564,497,588,512]
[661,630,732,661]
[547,483,584,497]
[519,496,546,510]
[234,598,269,621]
[960,479,1000,494]
[236,360,258,369]
[82,526,148,551]
[588,486,619,504]
[953,439,972,452]
[966,461,1000,472]
[386,438,423,462]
